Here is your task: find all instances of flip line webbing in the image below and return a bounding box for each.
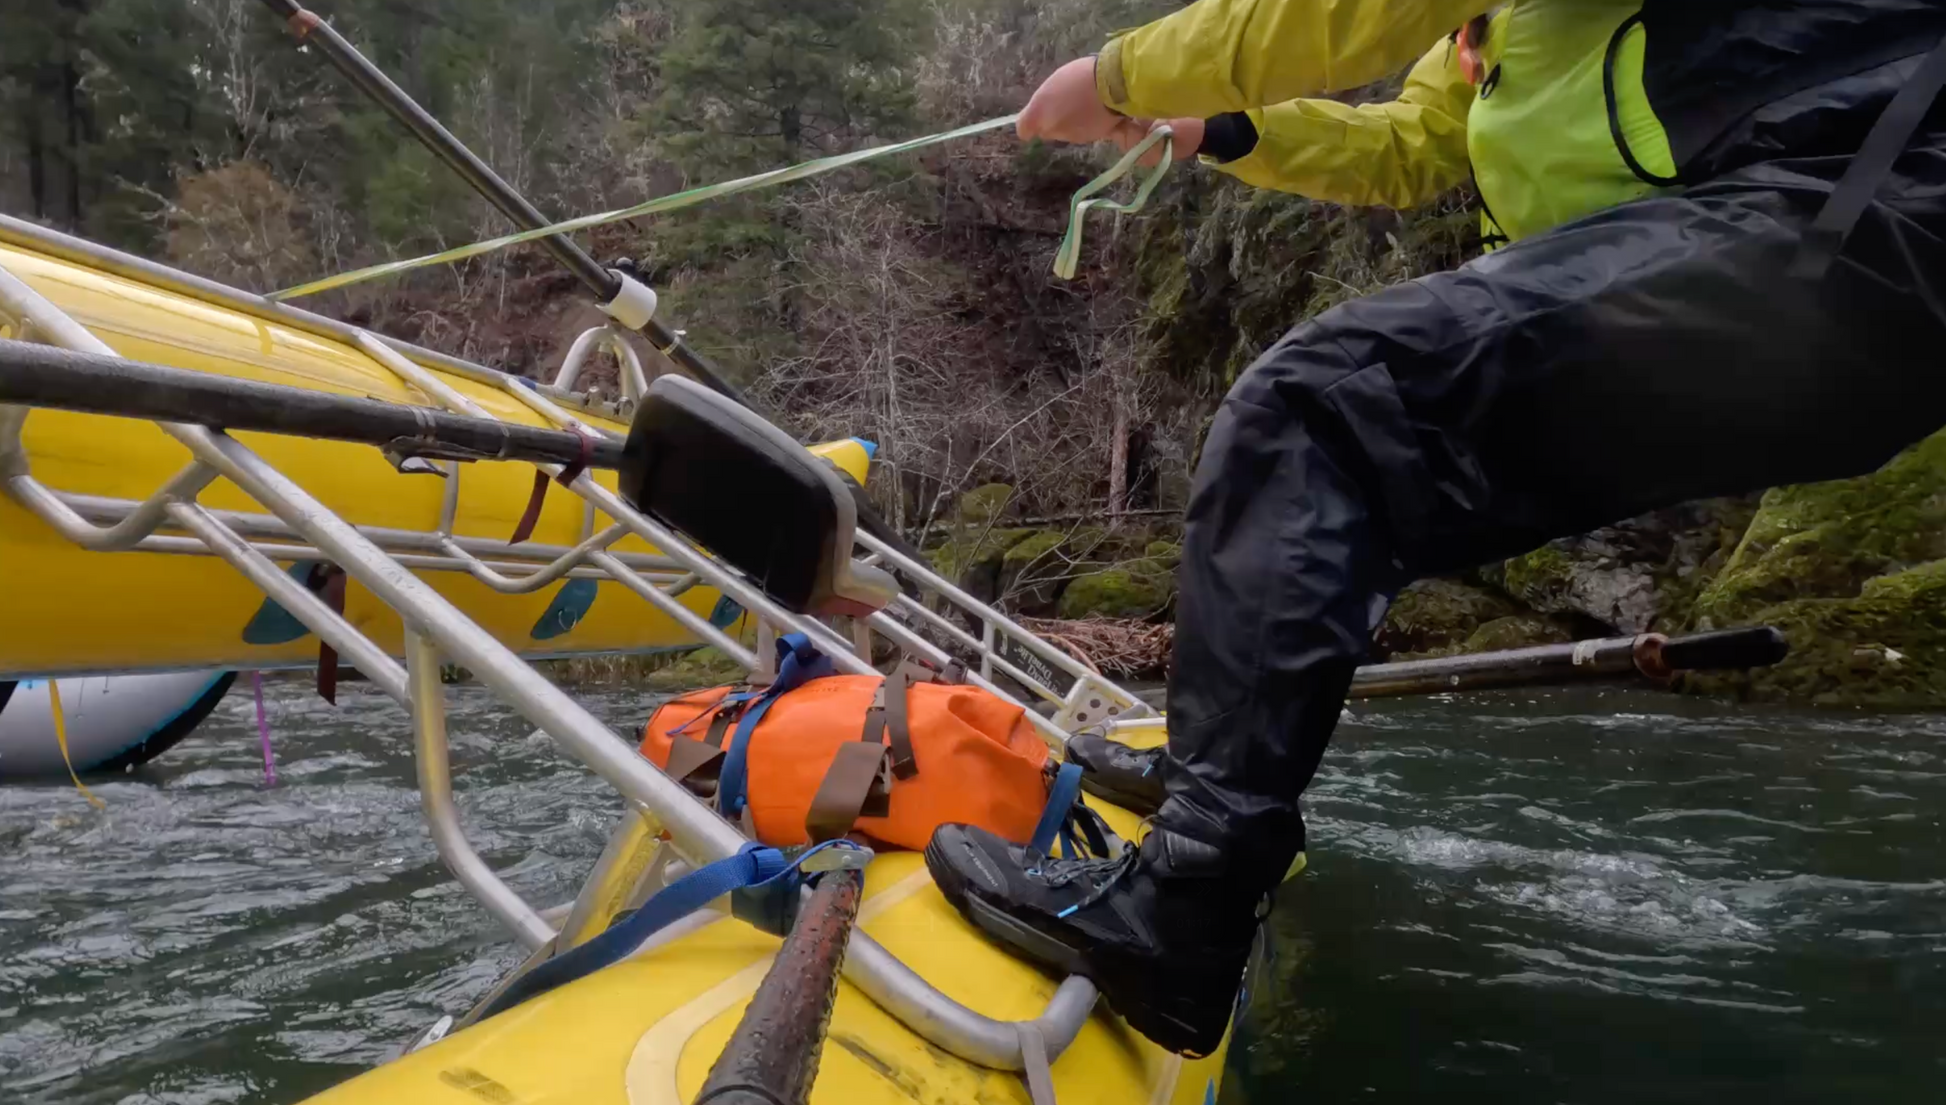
[272,116,1179,300]
[48,681,105,809]
[1053,126,1174,280]
[271,115,1021,301]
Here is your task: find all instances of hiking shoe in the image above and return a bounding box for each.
[1065,730,1165,817]
[924,822,1261,1056]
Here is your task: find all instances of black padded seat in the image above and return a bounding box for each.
[618,375,898,618]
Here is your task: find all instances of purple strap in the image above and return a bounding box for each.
[252,671,278,786]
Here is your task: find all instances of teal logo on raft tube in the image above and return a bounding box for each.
[240,561,323,644]
[531,579,599,640]
[708,594,744,629]
[529,585,743,641]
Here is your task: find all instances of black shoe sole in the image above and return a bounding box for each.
[923,834,1238,1057]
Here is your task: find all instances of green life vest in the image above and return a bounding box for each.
[1466,0,1946,244]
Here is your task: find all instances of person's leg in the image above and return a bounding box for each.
[929,145,1946,1057]
[1160,151,1946,873]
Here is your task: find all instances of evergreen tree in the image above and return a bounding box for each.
[650,0,922,174]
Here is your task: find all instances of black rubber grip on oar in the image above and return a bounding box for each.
[1658,627,1790,671]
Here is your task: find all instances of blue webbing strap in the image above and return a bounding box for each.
[718,633,835,820]
[1029,761,1085,856]
[669,688,759,738]
[477,843,791,1020]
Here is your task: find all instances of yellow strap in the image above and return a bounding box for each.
[48,681,106,810]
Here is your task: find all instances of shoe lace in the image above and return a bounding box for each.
[1025,840,1141,918]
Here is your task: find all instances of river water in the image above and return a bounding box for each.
[2,681,1941,1103]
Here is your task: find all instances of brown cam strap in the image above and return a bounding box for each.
[805,741,894,843]
[805,657,970,841]
[664,699,739,798]
[312,563,347,705]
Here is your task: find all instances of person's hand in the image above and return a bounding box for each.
[1018,57,1149,147]
[1111,117,1204,166]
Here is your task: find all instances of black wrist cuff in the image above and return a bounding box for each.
[1197,112,1259,163]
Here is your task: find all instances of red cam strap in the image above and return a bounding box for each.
[510,426,597,544]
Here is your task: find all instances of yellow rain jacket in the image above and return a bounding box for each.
[1094,0,1680,243]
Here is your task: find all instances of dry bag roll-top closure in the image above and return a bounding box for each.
[639,633,1051,850]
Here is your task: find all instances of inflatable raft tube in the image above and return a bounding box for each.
[0,234,870,680]
[0,671,235,778]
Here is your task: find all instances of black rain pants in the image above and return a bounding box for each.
[1158,133,1946,878]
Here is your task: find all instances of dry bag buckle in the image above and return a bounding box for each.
[798,843,873,874]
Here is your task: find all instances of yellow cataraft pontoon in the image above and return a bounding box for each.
[0,234,873,680]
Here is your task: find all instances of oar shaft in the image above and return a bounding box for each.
[256,0,620,302]
[1350,626,1789,699]
[0,339,624,470]
[256,0,750,407]
[252,0,953,565]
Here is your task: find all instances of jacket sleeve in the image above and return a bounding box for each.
[1095,0,1495,119]
[1212,37,1475,209]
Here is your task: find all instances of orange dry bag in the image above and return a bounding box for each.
[639,634,1051,850]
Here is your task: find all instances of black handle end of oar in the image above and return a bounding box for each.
[1658,626,1790,672]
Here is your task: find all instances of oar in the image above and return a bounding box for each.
[694,869,864,1105]
[1349,626,1789,699]
[253,1,928,567]
[0,339,621,471]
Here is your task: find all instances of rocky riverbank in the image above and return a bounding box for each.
[927,432,1946,707]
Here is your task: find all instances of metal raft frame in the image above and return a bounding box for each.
[0,216,1159,1073]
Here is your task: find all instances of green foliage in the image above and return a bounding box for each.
[0,0,220,248]
[648,0,923,174]
[1,0,615,257]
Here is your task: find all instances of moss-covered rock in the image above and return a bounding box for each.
[1144,539,1182,565]
[1461,615,1573,653]
[1377,580,1592,661]
[1679,431,1946,704]
[1683,559,1946,706]
[1000,529,1076,613]
[1058,543,1179,620]
[1501,499,1758,634]
[929,525,1034,603]
[1501,543,1579,611]
[1692,430,1946,627]
[1057,567,1167,619]
[1374,578,1521,658]
[1381,580,1487,651]
[956,483,1015,524]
